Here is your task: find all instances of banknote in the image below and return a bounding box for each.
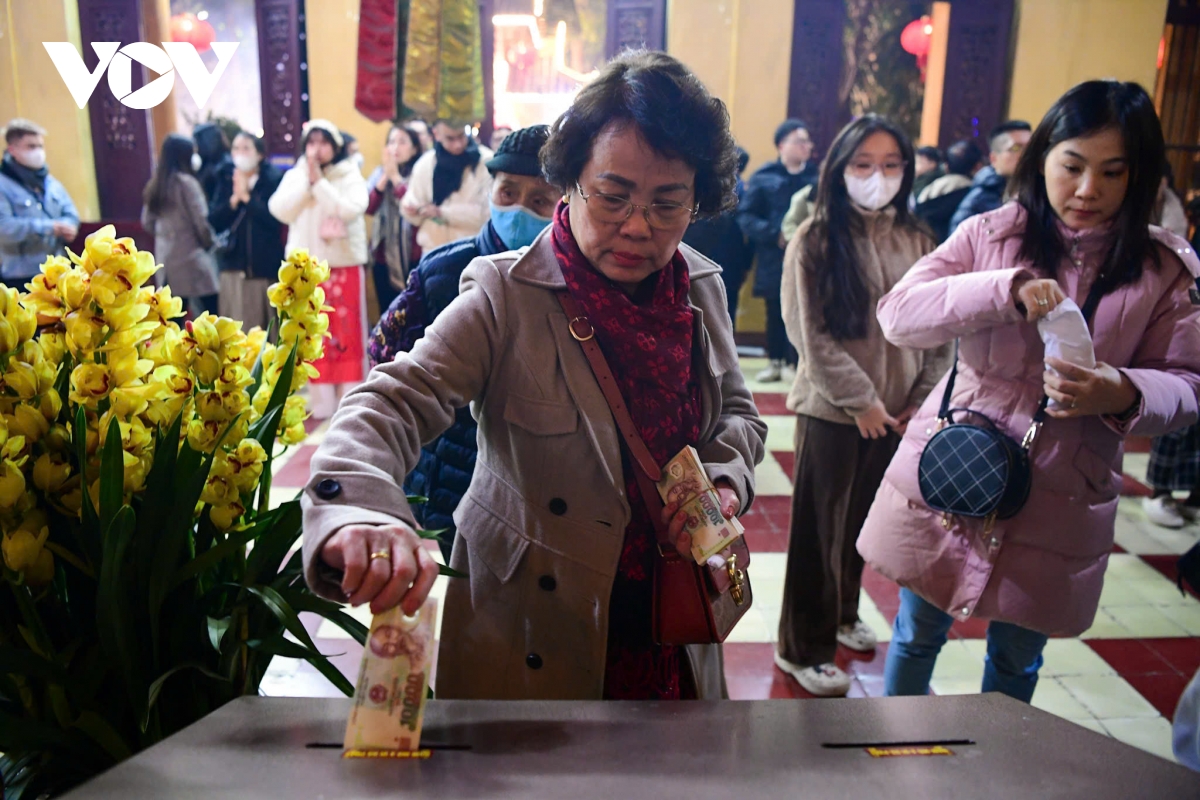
[343,597,439,755]
[656,445,715,508]
[679,488,745,564]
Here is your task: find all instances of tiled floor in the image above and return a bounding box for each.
[263,357,1200,767]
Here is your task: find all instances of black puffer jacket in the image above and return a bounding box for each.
[737,160,818,296]
[208,161,286,280]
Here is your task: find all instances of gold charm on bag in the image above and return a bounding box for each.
[728,553,747,606]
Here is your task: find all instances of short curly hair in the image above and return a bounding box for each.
[540,50,739,218]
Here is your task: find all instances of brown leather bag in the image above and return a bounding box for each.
[555,291,753,645]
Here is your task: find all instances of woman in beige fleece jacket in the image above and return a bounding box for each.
[777,115,951,697]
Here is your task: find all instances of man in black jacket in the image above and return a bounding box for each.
[948,120,1031,236]
[738,120,818,382]
[366,125,556,560]
[914,139,983,243]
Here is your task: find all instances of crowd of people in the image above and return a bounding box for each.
[3,46,1200,763]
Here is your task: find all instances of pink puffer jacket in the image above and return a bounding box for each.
[857,202,1200,636]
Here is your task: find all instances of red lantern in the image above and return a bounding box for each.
[901,16,933,57]
[169,13,216,53]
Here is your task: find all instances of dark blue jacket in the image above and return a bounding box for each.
[949,166,1007,236]
[737,160,818,296]
[367,222,507,558]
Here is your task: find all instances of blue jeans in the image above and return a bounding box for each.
[884,588,1048,702]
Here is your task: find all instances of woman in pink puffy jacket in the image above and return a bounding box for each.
[856,80,1200,702]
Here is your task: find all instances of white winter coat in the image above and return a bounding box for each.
[268,158,369,267]
[400,147,494,251]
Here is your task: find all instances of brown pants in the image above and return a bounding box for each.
[778,414,899,667]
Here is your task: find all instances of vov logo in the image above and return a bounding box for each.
[42,41,239,110]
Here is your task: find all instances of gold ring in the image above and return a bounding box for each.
[369,550,391,561]
[1037,298,1049,306]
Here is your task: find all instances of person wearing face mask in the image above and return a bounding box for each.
[400,119,493,251]
[858,81,1200,704]
[776,115,950,697]
[366,124,557,560]
[208,131,285,330]
[366,125,424,316]
[141,134,221,317]
[269,119,370,419]
[0,118,79,287]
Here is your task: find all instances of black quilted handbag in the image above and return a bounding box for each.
[918,280,1107,526]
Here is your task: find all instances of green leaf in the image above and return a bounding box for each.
[72,710,133,762]
[278,590,368,645]
[135,411,184,587]
[74,405,102,567]
[246,635,354,696]
[207,616,232,652]
[95,506,142,720]
[171,508,279,589]
[0,646,70,683]
[416,527,448,542]
[247,315,279,399]
[243,501,302,586]
[245,584,321,655]
[98,414,125,536]
[440,564,468,579]
[0,708,80,752]
[142,663,229,732]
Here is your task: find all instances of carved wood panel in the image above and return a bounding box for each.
[787,0,848,156]
[256,0,308,164]
[77,0,155,220]
[938,0,1016,146]
[605,0,666,58]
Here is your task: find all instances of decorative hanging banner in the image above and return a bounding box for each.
[402,0,485,125]
[354,0,406,122]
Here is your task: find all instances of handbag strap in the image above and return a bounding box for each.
[554,291,673,549]
[937,275,1110,424]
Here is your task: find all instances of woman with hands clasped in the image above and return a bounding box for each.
[775,115,951,697]
[857,81,1200,702]
[301,52,765,701]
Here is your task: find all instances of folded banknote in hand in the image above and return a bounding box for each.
[656,445,744,564]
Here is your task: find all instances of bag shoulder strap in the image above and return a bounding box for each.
[938,275,1110,423]
[554,291,673,547]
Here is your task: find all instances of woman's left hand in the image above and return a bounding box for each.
[1043,357,1140,419]
[661,478,740,559]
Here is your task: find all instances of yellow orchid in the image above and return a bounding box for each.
[24,256,72,324]
[63,305,107,353]
[90,248,158,309]
[24,547,54,586]
[0,460,26,508]
[32,453,71,493]
[209,500,245,531]
[69,349,155,410]
[2,524,46,571]
[58,268,90,311]
[146,286,184,324]
[4,405,49,444]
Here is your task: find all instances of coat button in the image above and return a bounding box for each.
[314,479,342,500]
[539,575,557,592]
[526,653,543,670]
[548,498,567,516]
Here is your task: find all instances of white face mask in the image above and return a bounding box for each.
[191,152,203,172]
[14,147,46,170]
[232,153,260,173]
[844,169,903,211]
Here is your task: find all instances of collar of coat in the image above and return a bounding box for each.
[507,226,723,290]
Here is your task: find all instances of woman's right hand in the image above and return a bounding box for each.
[1013,277,1067,322]
[852,399,899,440]
[320,523,440,615]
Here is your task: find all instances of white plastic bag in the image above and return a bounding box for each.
[1038,298,1096,410]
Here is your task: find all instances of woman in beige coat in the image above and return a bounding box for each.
[301,52,766,701]
[141,134,219,316]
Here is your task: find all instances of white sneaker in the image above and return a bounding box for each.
[1144,495,1185,529]
[774,652,851,697]
[1180,503,1200,523]
[756,360,783,382]
[836,620,878,652]
[780,363,797,384]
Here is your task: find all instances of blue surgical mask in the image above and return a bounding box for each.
[490,201,552,250]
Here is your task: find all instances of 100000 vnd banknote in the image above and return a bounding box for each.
[343,597,439,756]
[679,488,745,563]
[655,445,715,508]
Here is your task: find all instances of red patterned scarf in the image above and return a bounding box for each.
[551,201,702,699]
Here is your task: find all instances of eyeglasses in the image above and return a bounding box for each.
[574,182,697,230]
[846,161,907,179]
[1004,143,1025,154]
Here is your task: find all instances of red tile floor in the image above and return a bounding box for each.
[265,357,1200,764]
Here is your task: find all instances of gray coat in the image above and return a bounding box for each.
[301,229,768,700]
[141,173,219,298]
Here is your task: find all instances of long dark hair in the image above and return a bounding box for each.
[1010,80,1164,288]
[143,134,195,215]
[802,114,919,340]
[391,124,423,178]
